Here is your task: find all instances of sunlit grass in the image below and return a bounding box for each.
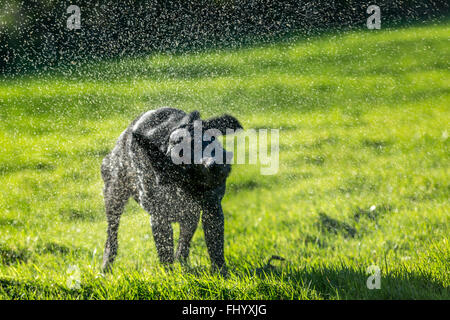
[0,22,449,299]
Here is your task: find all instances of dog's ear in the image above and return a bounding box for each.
[132,110,200,155]
[203,114,243,135]
[132,111,174,156]
[171,110,201,131]
[185,110,201,123]
[132,125,168,153]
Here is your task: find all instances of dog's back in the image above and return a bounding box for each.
[101,107,186,203]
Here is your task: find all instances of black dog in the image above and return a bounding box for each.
[101,107,242,275]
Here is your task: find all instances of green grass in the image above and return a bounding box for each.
[0,22,449,299]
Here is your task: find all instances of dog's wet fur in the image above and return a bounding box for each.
[101,107,242,275]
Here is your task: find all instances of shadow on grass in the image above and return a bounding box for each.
[244,262,449,299]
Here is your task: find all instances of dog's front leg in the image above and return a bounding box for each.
[150,215,174,265]
[202,200,227,276]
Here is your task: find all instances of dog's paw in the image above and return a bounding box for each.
[212,264,228,278]
[101,262,114,274]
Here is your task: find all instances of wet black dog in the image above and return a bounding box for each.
[101,107,242,275]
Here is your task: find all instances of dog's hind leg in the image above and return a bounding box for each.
[101,157,130,272]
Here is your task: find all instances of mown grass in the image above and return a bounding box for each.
[0,22,449,299]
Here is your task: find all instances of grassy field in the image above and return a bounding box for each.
[0,22,449,299]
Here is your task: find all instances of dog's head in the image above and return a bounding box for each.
[133,109,242,190]
[167,111,242,187]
